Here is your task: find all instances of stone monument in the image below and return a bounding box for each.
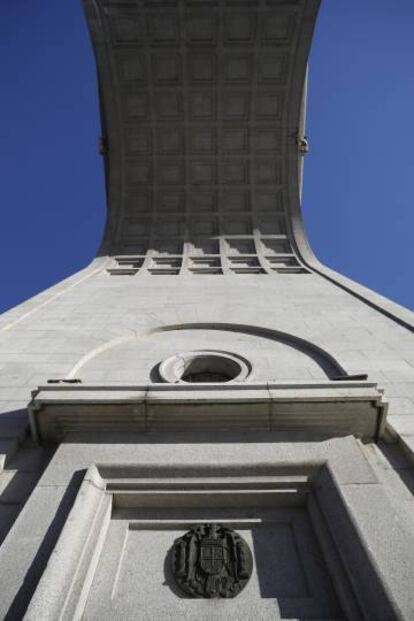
[0,1,414,619]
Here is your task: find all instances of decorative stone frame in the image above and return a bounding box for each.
[159,350,251,384]
[26,460,402,621]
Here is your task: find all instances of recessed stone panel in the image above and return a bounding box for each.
[152,53,182,84]
[31,464,377,620]
[189,91,216,120]
[120,241,149,256]
[189,216,218,235]
[125,127,152,155]
[254,128,281,153]
[188,191,217,212]
[124,91,149,120]
[224,54,253,84]
[255,91,283,119]
[151,238,183,254]
[122,217,152,240]
[188,238,220,255]
[157,161,185,185]
[155,92,183,120]
[185,14,217,45]
[126,161,153,186]
[224,13,256,45]
[223,91,250,119]
[188,53,216,84]
[229,256,261,269]
[223,160,250,184]
[157,191,185,212]
[146,13,179,45]
[189,160,217,185]
[255,190,284,212]
[224,216,251,235]
[260,12,296,45]
[256,215,286,235]
[155,126,184,155]
[189,127,216,155]
[255,159,282,185]
[107,12,143,44]
[117,52,147,83]
[223,128,249,154]
[222,189,250,212]
[260,238,291,254]
[124,192,153,215]
[85,515,325,619]
[258,54,289,84]
[154,215,184,236]
[226,238,256,254]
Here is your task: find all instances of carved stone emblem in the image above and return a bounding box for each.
[171,523,253,598]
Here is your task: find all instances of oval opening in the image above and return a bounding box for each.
[180,355,241,383]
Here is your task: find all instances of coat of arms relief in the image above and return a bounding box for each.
[172,523,253,598]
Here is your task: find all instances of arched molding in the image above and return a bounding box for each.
[67,321,346,380]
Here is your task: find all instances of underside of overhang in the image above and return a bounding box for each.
[83,0,321,275]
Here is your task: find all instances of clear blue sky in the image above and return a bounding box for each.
[0,1,413,314]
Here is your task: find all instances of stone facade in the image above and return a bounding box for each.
[0,1,414,619]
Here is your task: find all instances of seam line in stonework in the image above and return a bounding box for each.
[0,262,110,336]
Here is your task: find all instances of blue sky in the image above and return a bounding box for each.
[0,1,413,313]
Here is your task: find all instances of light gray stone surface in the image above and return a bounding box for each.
[0,0,413,618]
[83,516,341,621]
[15,438,414,620]
[0,264,413,617]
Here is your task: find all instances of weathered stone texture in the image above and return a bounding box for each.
[0,0,414,618]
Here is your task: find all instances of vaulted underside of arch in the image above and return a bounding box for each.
[83,0,320,275]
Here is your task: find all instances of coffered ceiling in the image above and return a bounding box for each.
[84,0,320,275]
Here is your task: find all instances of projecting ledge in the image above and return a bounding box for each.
[28,381,388,443]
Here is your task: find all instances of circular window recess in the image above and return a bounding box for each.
[159,351,251,384]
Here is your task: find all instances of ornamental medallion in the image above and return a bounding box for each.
[171,523,253,598]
